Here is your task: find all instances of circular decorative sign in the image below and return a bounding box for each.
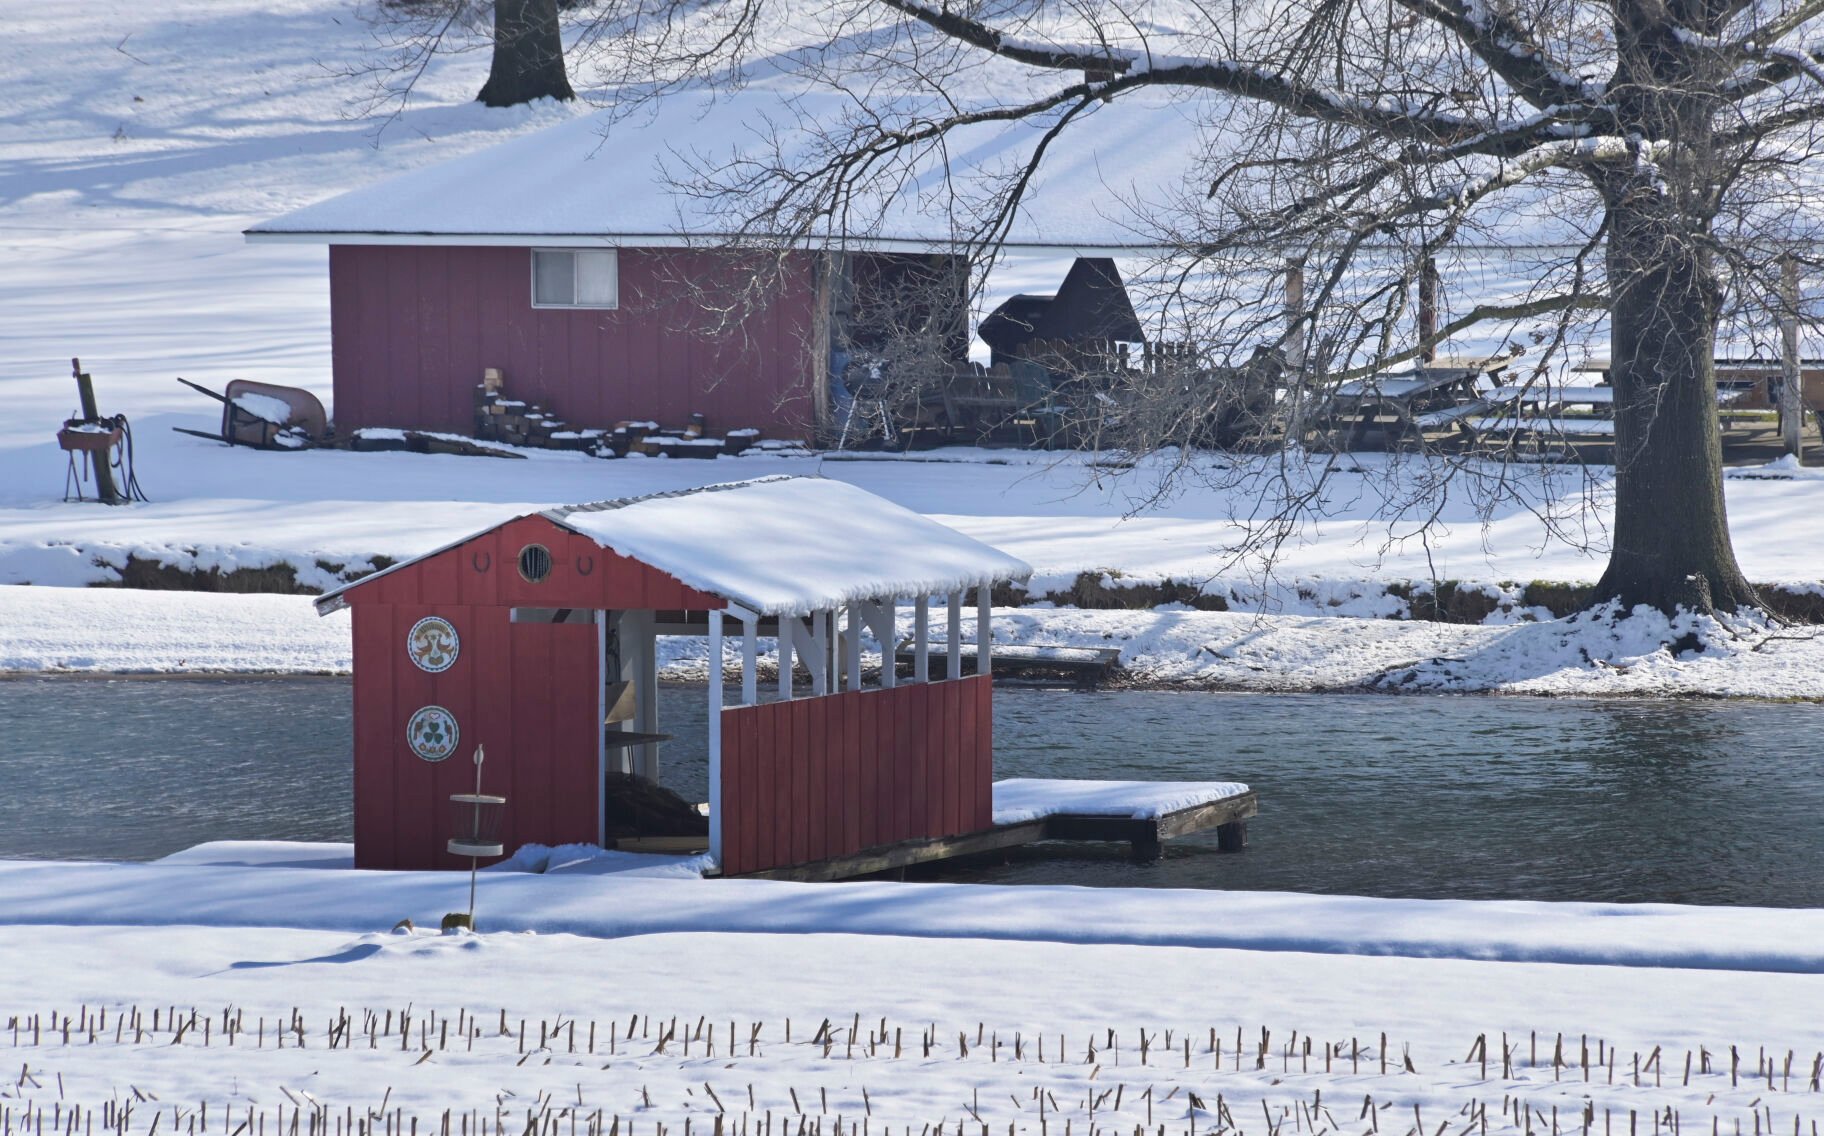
[406,615,460,673]
[406,706,459,763]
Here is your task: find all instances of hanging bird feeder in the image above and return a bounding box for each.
[445,745,505,931]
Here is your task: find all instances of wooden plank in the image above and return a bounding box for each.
[735,819,1049,882]
[852,690,877,851]
[773,696,795,867]
[1154,790,1259,839]
[718,709,742,874]
[941,680,961,835]
[804,691,828,864]
[838,691,861,857]
[350,605,395,869]
[974,674,994,828]
[955,678,970,831]
[789,700,811,867]
[1041,791,1258,843]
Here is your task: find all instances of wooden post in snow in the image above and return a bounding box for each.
[1781,254,1804,459]
[71,358,124,505]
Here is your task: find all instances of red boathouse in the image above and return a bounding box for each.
[313,476,1031,875]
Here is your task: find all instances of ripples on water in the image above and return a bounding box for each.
[1,678,1817,906]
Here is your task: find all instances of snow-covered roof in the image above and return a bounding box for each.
[314,476,1031,618]
[247,85,1220,253]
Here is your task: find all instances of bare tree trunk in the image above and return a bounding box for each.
[478,0,574,108]
[1591,200,1758,614]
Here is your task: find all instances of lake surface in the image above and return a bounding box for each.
[1,677,1818,906]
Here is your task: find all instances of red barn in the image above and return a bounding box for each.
[313,475,1032,875]
[244,91,1200,441]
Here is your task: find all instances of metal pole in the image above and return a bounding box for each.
[468,745,485,929]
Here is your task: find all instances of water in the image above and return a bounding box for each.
[1,677,1819,906]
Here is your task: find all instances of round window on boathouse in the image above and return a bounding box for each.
[518,543,552,583]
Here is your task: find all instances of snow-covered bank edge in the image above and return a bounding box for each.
[7,851,1824,973]
[4,585,1823,698]
[13,542,1824,627]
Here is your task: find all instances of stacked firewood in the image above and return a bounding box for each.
[471,368,765,457]
[474,370,603,451]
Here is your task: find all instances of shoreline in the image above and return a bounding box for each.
[4,667,1820,703]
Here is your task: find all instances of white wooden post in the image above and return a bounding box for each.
[777,617,795,701]
[845,602,863,691]
[707,609,724,867]
[946,591,962,681]
[625,609,661,782]
[913,596,930,683]
[812,610,830,696]
[595,610,608,846]
[740,612,758,707]
[976,584,993,677]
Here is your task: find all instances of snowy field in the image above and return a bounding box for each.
[3,851,1824,1133]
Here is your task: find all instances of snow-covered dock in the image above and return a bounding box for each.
[736,777,1256,880]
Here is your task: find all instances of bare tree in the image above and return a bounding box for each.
[574,0,1824,616]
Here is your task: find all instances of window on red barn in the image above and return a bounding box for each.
[531,249,619,309]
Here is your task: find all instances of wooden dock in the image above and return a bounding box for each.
[726,782,1258,882]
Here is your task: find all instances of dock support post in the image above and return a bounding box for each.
[812,610,830,695]
[708,609,724,867]
[913,596,930,683]
[777,616,794,701]
[845,603,863,691]
[975,585,993,678]
[731,606,758,707]
[946,592,962,680]
[1217,821,1248,852]
[1131,829,1163,862]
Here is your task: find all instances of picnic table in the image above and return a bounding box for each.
[1467,384,1756,442]
[1324,364,1502,446]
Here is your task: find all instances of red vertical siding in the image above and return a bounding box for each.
[328,245,818,436]
[718,675,995,876]
[348,600,601,871]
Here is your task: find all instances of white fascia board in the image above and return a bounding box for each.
[241,229,1180,255]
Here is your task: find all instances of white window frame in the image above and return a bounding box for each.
[530,247,620,310]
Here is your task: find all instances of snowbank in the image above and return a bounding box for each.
[0,585,348,673]
[8,586,1824,697]
[5,850,1824,973]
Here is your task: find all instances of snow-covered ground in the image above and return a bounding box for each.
[3,849,1823,1131]
[7,584,1824,697]
[4,5,1824,613]
[5,10,1823,1125]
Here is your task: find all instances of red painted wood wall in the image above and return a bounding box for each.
[349,603,600,870]
[343,514,720,870]
[718,674,994,876]
[328,245,819,436]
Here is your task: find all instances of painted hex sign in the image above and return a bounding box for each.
[406,615,460,673]
[406,706,460,762]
